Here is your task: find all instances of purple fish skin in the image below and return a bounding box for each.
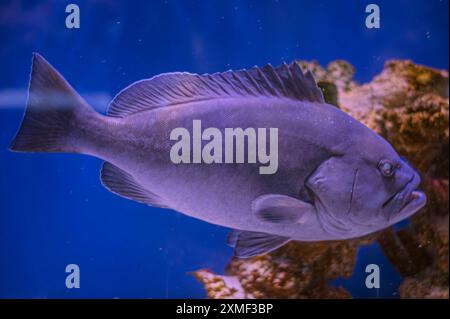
[10,54,426,257]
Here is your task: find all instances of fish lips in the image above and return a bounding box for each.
[382,174,427,223]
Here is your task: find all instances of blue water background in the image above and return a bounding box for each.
[0,0,448,298]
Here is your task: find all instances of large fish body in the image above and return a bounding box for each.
[10,54,426,258]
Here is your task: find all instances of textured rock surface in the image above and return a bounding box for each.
[193,60,449,299]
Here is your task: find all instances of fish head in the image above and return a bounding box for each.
[306,136,426,236]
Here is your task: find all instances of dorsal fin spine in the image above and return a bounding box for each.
[216,73,232,95]
[198,75,220,95]
[291,63,304,96]
[243,70,264,96]
[164,86,179,99]
[235,72,254,95]
[208,74,225,94]
[256,68,277,96]
[288,64,300,99]
[180,81,196,95]
[229,72,247,95]
[275,64,290,96]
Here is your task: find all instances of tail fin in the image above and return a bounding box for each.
[9,53,95,153]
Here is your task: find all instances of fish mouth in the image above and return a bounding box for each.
[382,174,426,223]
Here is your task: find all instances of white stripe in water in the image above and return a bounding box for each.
[0,89,111,112]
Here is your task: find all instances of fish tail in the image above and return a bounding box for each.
[9,53,97,153]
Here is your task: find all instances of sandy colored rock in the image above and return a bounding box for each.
[192,269,250,299]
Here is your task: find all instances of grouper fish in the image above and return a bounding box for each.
[10,54,427,258]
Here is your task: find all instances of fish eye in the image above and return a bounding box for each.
[378,160,396,177]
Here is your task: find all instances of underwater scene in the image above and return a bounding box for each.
[0,0,448,299]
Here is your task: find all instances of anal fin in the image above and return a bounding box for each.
[100,162,169,209]
[227,230,290,258]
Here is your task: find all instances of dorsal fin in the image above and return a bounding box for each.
[100,162,169,209]
[107,62,324,118]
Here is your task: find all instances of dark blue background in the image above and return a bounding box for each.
[0,0,448,298]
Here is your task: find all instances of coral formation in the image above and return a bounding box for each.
[193,60,449,299]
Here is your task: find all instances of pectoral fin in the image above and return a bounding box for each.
[227,230,290,258]
[252,194,315,224]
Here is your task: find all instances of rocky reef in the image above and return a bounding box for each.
[193,60,449,299]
